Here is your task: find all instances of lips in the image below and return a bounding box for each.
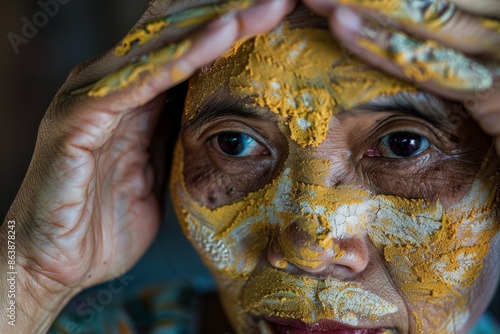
[265,318,392,334]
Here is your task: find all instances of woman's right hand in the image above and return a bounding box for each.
[0,1,296,332]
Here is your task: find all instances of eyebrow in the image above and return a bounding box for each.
[183,93,265,135]
[352,91,460,132]
[184,90,462,136]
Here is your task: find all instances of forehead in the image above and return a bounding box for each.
[185,10,416,147]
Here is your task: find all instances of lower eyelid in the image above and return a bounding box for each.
[210,131,269,157]
[378,133,431,159]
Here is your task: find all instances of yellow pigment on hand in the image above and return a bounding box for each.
[338,0,456,30]
[115,19,169,57]
[481,17,500,33]
[358,32,492,91]
[74,39,191,97]
[115,0,256,57]
[171,22,500,334]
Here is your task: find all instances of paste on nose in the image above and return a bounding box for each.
[279,216,333,269]
[277,216,347,270]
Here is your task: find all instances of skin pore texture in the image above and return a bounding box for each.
[169,10,500,334]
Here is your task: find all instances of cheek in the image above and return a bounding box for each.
[365,159,481,205]
[360,141,490,207]
[170,142,272,273]
[467,232,500,325]
[182,140,275,208]
[367,178,500,332]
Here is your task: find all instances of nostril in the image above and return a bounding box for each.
[329,237,370,274]
[267,239,289,269]
[268,223,370,277]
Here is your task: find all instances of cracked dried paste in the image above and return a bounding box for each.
[171,23,500,333]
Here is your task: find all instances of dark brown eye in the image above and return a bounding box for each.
[215,132,267,157]
[379,131,430,158]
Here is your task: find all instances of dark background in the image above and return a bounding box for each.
[1,0,499,326]
[1,0,148,219]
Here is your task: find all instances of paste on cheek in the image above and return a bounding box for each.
[187,23,414,147]
[370,153,500,332]
[175,24,500,334]
[171,144,400,328]
[171,142,500,332]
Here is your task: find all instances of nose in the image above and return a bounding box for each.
[267,217,370,277]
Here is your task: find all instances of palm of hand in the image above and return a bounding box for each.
[18,96,164,292]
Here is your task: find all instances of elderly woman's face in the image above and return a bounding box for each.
[169,8,500,334]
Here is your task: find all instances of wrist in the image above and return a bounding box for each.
[1,218,79,333]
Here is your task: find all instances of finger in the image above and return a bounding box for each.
[304,0,500,57]
[47,0,295,151]
[449,0,500,19]
[70,0,296,100]
[114,0,263,58]
[330,5,500,147]
[461,75,500,134]
[64,0,260,91]
[329,5,493,99]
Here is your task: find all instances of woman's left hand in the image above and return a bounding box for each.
[302,0,500,154]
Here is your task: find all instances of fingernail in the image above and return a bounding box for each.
[335,5,362,31]
[73,39,192,97]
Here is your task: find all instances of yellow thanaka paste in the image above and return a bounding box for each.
[73,39,191,97]
[481,17,500,34]
[171,146,401,329]
[172,139,500,332]
[172,22,500,334]
[338,0,456,30]
[188,23,413,147]
[231,23,412,147]
[115,19,169,57]
[358,32,492,91]
[115,0,256,57]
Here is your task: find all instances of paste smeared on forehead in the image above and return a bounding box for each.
[186,22,415,147]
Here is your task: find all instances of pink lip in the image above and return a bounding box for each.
[266,318,391,334]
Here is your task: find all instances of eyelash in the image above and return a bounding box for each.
[210,131,269,157]
[361,118,440,160]
[202,115,441,167]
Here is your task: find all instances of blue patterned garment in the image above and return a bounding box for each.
[50,280,500,334]
[49,281,200,334]
[470,314,500,334]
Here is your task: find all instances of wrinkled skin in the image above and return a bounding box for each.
[172,7,500,333]
[1,0,500,333]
